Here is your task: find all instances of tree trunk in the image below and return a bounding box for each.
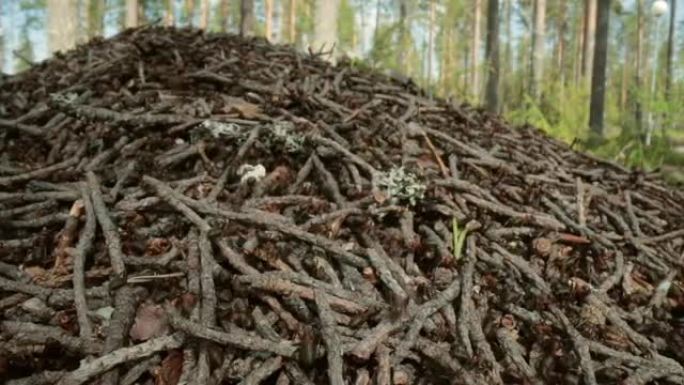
[529,0,545,99]
[313,0,341,57]
[185,0,195,26]
[240,0,255,37]
[397,0,409,73]
[665,0,676,98]
[288,0,297,43]
[502,0,511,110]
[470,0,482,99]
[125,0,139,28]
[588,0,610,139]
[265,0,274,41]
[427,0,435,89]
[47,0,78,54]
[556,1,567,84]
[219,0,230,31]
[165,0,175,26]
[88,0,106,38]
[634,0,644,132]
[581,0,596,80]
[484,0,499,112]
[573,4,584,85]
[199,0,210,29]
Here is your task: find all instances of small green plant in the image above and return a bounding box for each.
[452,218,468,261]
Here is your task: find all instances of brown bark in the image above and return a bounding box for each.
[529,0,546,99]
[265,0,274,41]
[588,0,610,139]
[240,0,255,37]
[484,0,500,113]
[581,0,597,80]
[471,0,482,99]
[665,0,677,97]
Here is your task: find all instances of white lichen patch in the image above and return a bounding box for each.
[266,121,305,153]
[201,120,242,139]
[374,167,426,206]
[237,163,267,184]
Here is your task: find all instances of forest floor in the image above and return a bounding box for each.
[1,27,684,385]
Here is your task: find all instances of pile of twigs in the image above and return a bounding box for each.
[1,27,683,385]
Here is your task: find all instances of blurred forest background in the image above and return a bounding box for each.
[1,0,683,179]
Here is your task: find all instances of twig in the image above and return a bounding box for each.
[239,356,284,385]
[72,183,96,340]
[550,306,598,385]
[315,290,345,385]
[169,311,298,357]
[57,333,185,385]
[142,175,212,233]
[87,171,127,284]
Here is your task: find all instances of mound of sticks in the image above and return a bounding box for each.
[1,27,683,385]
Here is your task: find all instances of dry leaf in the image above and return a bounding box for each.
[130,302,169,341]
[145,238,171,256]
[155,349,183,385]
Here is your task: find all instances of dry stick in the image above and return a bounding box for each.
[234,274,367,314]
[178,195,369,268]
[376,344,391,385]
[198,230,218,385]
[312,153,348,207]
[239,356,284,385]
[492,244,552,294]
[52,98,197,128]
[252,307,280,341]
[1,212,70,228]
[350,271,461,361]
[57,333,185,385]
[72,184,96,340]
[110,160,137,200]
[421,131,450,177]
[119,355,160,385]
[597,251,625,294]
[0,117,44,137]
[458,237,476,358]
[0,190,80,203]
[284,362,317,385]
[1,321,103,355]
[101,286,148,385]
[169,312,298,357]
[623,367,684,385]
[287,155,315,194]
[624,191,643,237]
[85,136,129,171]
[584,292,655,351]
[414,337,481,385]
[215,239,300,331]
[6,372,67,385]
[87,171,126,283]
[143,175,212,233]
[312,135,378,176]
[314,290,345,385]
[366,248,408,306]
[0,155,79,187]
[541,196,612,248]
[496,328,543,385]
[550,307,598,385]
[208,125,262,202]
[0,199,57,218]
[464,193,565,231]
[576,177,586,226]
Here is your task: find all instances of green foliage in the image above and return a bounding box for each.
[368,22,400,70]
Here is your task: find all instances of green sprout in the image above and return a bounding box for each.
[452,217,468,261]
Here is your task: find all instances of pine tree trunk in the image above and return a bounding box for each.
[125,0,139,28]
[556,2,567,84]
[503,0,511,111]
[48,0,78,54]
[289,0,297,43]
[574,4,584,85]
[199,0,210,29]
[397,0,409,73]
[427,0,435,89]
[88,0,106,37]
[219,0,230,31]
[265,0,274,41]
[581,0,596,80]
[165,0,175,26]
[185,0,195,26]
[665,0,676,98]
[240,0,255,37]
[470,0,482,99]
[588,0,610,139]
[313,0,341,57]
[485,0,500,112]
[634,0,644,132]
[530,0,546,99]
